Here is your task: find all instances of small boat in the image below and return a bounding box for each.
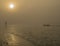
[5,21,7,25]
[43,24,51,27]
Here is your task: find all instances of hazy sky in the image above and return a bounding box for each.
[0,0,60,25]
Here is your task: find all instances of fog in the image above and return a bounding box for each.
[0,0,60,25]
[0,0,60,46]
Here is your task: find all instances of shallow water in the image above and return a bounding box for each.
[0,24,60,46]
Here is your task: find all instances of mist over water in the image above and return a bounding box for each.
[0,0,60,46]
[0,24,60,46]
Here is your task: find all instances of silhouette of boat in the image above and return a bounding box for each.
[5,21,7,25]
[43,24,51,27]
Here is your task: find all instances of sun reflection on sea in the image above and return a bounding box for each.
[10,34,15,41]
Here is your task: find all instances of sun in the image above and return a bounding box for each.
[9,4,14,9]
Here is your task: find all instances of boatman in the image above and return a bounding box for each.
[5,21,7,27]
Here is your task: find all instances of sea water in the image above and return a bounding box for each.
[0,24,60,46]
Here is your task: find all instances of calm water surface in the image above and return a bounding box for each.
[0,24,60,46]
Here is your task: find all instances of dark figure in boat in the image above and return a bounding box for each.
[5,21,7,26]
[43,24,51,27]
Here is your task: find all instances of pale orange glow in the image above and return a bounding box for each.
[4,1,21,12]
